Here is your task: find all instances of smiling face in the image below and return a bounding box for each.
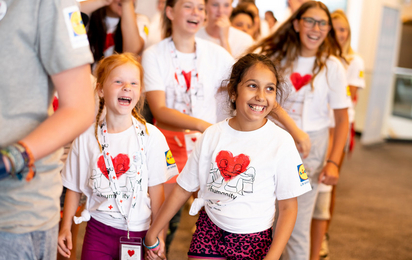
[231,63,277,131]
[293,7,330,57]
[332,17,349,48]
[206,0,232,23]
[166,0,205,36]
[98,62,141,118]
[231,13,254,36]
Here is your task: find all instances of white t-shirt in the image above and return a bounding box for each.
[177,119,311,234]
[62,122,178,231]
[347,54,366,123]
[103,15,149,57]
[196,26,254,59]
[142,37,234,124]
[281,55,351,132]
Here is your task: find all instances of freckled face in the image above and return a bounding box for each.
[99,62,141,117]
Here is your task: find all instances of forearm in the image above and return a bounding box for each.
[219,38,232,55]
[265,198,298,260]
[149,184,166,238]
[145,184,192,245]
[272,107,301,139]
[349,85,358,102]
[21,65,94,161]
[328,109,349,164]
[154,106,211,132]
[121,1,144,54]
[60,189,82,231]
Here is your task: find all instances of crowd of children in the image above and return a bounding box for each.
[0,0,365,260]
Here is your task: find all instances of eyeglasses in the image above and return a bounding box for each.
[301,17,330,31]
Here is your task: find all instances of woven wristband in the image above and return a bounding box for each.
[16,142,36,181]
[0,154,11,180]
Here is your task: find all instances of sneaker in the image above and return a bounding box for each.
[319,233,330,260]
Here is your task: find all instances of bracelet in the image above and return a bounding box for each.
[17,142,36,182]
[327,159,339,168]
[0,142,36,182]
[143,237,160,250]
[0,154,11,180]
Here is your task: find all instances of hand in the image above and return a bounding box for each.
[215,16,231,41]
[145,238,166,260]
[318,162,339,185]
[57,228,73,258]
[293,129,311,158]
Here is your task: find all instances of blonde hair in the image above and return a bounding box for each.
[94,53,148,152]
[331,9,354,61]
[249,1,343,90]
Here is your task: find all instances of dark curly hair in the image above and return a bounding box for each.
[225,53,285,115]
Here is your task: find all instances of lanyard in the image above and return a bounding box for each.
[168,38,203,116]
[99,116,146,238]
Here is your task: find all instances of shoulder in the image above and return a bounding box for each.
[136,13,150,24]
[349,54,365,68]
[196,27,209,39]
[196,38,234,63]
[325,55,346,73]
[266,120,295,143]
[143,37,169,56]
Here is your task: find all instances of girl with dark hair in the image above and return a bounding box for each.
[230,4,256,37]
[144,53,311,260]
[250,2,350,260]
[80,0,145,63]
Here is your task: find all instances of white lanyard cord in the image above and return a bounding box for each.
[168,38,200,115]
[99,116,146,238]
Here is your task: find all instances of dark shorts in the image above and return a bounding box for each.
[188,210,272,260]
[81,218,147,260]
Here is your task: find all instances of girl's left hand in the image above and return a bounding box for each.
[145,239,166,260]
[318,163,339,185]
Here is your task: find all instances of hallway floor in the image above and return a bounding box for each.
[75,137,412,260]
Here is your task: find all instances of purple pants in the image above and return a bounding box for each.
[81,218,147,260]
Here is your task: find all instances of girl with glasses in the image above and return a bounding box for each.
[249,2,350,260]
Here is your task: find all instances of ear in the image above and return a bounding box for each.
[97,83,104,98]
[165,5,174,22]
[293,19,300,32]
[230,93,236,103]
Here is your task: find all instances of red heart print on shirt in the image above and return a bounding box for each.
[215,151,250,182]
[290,73,312,91]
[128,250,135,257]
[97,154,130,180]
[191,137,197,142]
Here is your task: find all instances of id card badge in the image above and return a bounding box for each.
[184,131,201,157]
[119,237,142,260]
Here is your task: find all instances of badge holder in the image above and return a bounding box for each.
[119,236,142,260]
